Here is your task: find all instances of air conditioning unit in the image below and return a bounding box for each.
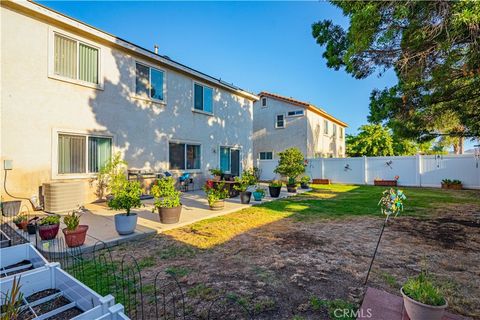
[43,181,85,213]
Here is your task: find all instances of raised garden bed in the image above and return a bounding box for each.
[312,179,330,185]
[0,264,128,320]
[441,183,463,190]
[0,243,48,279]
[374,179,398,187]
[0,230,11,248]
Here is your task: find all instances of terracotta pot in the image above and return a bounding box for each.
[401,287,447,320]
[286,184,297,193]
[240,191,252,204]
[38,223,59,240]
[268,186,281,198]
[62,225,89,247]
[209,200,225,211]
[15,220,28,230]
[158,205,182,224]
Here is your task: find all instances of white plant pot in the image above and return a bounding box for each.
[114,213,138,235]
[401,287,447,320]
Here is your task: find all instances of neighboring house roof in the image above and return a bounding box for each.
[258,92,348,127]
[2,0,258,101]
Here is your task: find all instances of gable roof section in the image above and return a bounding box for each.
[2,0,258,101]
[258,92,348,127]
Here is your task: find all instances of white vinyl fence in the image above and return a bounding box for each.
[257,154,480,189]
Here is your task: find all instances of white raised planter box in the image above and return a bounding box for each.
[0,243,48,278]
[0,263,129,319]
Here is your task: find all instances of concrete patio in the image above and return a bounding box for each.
[6,185,310,253]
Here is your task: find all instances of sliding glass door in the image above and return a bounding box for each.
[219,146,241,176]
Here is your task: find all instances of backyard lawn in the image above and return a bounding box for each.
[90,184,480,319]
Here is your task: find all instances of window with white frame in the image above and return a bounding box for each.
[135,62,165,101]
[169,142,201,170]
[194,83,213,113]
[261,97,267,107]
[275,114,285,128]
[53,33,99,85]
[333,123,337,137]
[287,110,304,117]
[323,119,329,134]
[259,152,273,160]
[57,133,112,174]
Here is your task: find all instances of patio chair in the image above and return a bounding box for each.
[179,173,194,192]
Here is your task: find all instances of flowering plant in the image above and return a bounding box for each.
[378,188,406,220]
[203,181,229,206]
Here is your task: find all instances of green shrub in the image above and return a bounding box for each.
[151,177,181,209]
[13,214,28,224]
[403,272,446,306]
[209,168,223,177]
[269,180,282,187]
[274,148,305,184]
[300,176,310,184]
[442,179,461,185]
[233,169,258,192]
[95,152,127,198]
[38,215,60,226]
[203,182,229,206]
[108,180,143,215]
[63,211,80,231]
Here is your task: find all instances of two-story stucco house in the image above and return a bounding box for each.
[253,92,347,160]
[0,0,257,206]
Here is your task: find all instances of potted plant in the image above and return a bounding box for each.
[233,169,257,204]
[62,210,88,247]
[151,177,182,224]
[13,214,28,230]
[37,215,60,240]
[26,217,39,235]
[268,180,282,198]
[401,271,447,320]
[209,168,224,181]
[108,180,143,235]
[441,179,462,190]
[274,147,305,194]
[300,176,310,189]
[252,186,265,201]
[203,181,229,210]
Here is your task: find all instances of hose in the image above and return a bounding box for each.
[3,169,42,210]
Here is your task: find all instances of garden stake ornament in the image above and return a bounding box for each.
[364,188,406,285]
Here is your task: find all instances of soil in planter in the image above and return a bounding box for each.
[30,296,72,318]
[1,259,33,278]
[45,306,83,320]
[26,289,61,303]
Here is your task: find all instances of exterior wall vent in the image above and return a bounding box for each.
[43,181,85,213]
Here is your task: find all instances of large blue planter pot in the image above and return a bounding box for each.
[114,213,138,235]
[253,192,263,201]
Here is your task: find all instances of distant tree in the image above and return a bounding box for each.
[312,1,480,143]
[346,124,394,157]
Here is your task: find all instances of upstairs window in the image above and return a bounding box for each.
[333,123,337,137]
[275,114,285,128]
[261,97,267,107]
[323,120,329,134]
[169,142,201,170]
[54,33,99,85]
[339,127,344,138]
[287,110,304,117]
[194,83,213,113]
[259,152,273,160]
[135,62,165,101]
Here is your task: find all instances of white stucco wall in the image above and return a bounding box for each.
[252,97,308,159]
[306,109,346,158]
[0,5,254,203]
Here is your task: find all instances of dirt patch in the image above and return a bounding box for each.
[108,204,480,319]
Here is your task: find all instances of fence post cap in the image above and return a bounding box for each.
[109,303,125,314]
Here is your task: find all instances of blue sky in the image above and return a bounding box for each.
[39,1,398,135]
